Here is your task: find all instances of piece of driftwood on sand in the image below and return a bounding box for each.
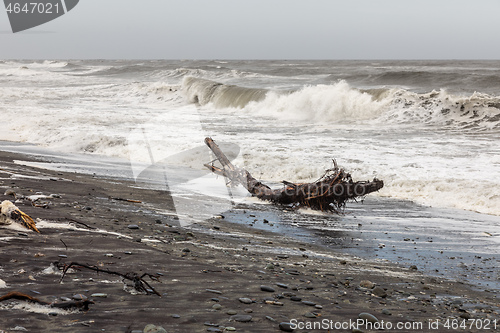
[204,137,383,212]
[0,291,94,311]
[56,262,162,296]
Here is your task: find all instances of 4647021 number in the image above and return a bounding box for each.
[438,318,498,330]
[6,2,61,14]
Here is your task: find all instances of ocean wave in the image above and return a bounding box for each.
[183,78,500,131]
[343,70,461,87]
[0,60,81,80]
[80,63,164,77]
[3,60,71,69]
[322,67,500,96]
[57,61,91,72]
[381,178,500,216]
[79,64,267,83]
[162,68,231,80]
[183,77,268,108]
[381,89,500,130]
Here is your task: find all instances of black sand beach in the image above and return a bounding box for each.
[0,148,499,333]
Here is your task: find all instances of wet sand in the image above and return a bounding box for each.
[0,148,499,333]
[230,197,500,293]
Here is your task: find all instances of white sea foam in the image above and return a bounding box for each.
[0,302,76,315]
[34,219,133,239]
[245,81,390,122]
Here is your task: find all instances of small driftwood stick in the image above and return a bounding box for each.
[57,217,97,230]
[111,197,142,203]
[56,262,161,296]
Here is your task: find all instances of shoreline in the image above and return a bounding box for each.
[0,148,499,332]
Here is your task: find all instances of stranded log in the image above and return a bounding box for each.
[204,137,383,212]
[0,291,94,311]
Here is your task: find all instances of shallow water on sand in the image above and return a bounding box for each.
[222,197,500,293]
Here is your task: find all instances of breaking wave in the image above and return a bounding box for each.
[76,63,266,82]
[183,77,268,108]
[183,78,500,131]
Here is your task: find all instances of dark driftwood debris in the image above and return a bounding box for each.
[204,137,383,212]
[56,262,162,296]
[0,291,94,311]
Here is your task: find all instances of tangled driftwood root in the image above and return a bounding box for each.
[204,137,384,212]
[56,262,162,296]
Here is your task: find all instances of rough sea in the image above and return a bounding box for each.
[1,60,499,289]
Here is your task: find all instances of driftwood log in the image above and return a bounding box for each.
[204,137,383,212]
[0,291,94,311]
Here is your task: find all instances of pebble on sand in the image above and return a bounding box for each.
[358,312,379,323]
[231,314,252,322]
[279,322,294,332]
[372,286,388,298]
[460,312,472,320]
[239,297,253,304]
[260,285,276,292]
[359,280,375,289]
[72,294,87,301]
[382,308,392,315]
[206,289,222,294]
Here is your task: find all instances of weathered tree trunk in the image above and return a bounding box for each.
[204,137,383,212]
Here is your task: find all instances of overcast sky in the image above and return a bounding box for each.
[1,0,499,59]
